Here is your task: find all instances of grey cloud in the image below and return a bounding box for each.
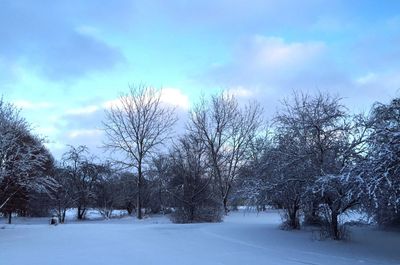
[204,36,349,93]
[0,0,127,82]
[201,35,400,118]
[31,33,124,80]
[49,108,106,159]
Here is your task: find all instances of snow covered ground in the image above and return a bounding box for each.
[1,210,399,265]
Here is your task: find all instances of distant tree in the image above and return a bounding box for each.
[189,93,262,213]
[25,190,55,218]
[61,145,100,220]
[51,166,74,223]
[114,172,137,215]
[103,85,177,219]
[266,132,307,230]
[1,184,28,224]
[147,155,169,213]
[167,133,222,223]
[234,130,272,211]
[94,162,117,219]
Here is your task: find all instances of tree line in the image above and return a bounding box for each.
[1,86,400,240]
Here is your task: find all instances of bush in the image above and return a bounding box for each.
[374,207,400,228]
[171,205,223,224]
[312,221,350,241]
[279,210,300,230]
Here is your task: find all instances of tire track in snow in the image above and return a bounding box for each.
[200,228,392,265]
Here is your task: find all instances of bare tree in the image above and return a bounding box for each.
[103,85,177,219]
[166,133,221,223]
[61,145,100,220]
[266,131,307,230]
[94,162,117,219]
[189,93,262,213]
[147,154,170,213]
[52,166,74,223]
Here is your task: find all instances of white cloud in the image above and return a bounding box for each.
[102,98,124,110]
[66,105,100,115]
[13,100,53,110]
[207,35,333,92]
[355,73,377,85]
[225,86,255,98]
[160,88,190,110]
[67,129,102,139]
[249,36,326,69]
[102,87,190,110]
[35,126,58,136]
[203,35,350,116]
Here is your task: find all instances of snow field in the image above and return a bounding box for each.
[1,210,399,265]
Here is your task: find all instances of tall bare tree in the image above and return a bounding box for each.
[103,85,177,219]
[189,93,262,213]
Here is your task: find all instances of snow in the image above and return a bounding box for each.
[1,210,399,265]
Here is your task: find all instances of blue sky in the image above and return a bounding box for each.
[1,0,400,159]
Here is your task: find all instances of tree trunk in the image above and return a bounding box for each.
[223,196,229,215]
[8,211,12,224]
[304,201,320,225]
[223,184,232,215]
[288,206,299,229]
[57,205,65,223]
[126,204,133,215]
[57,205,61,223]
[331,211,339,240]
[136,165,143,220]
[77,206,85,220]
[61,210,66,223]
[189,205,195,222]
[159,180,163,213]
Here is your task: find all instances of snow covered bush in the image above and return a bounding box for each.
[310,174,362,239]
[238,92,368,235]
[268,93,352,230]
[359,98,400,227]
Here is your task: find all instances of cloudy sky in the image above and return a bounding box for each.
[1,0,400,159]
